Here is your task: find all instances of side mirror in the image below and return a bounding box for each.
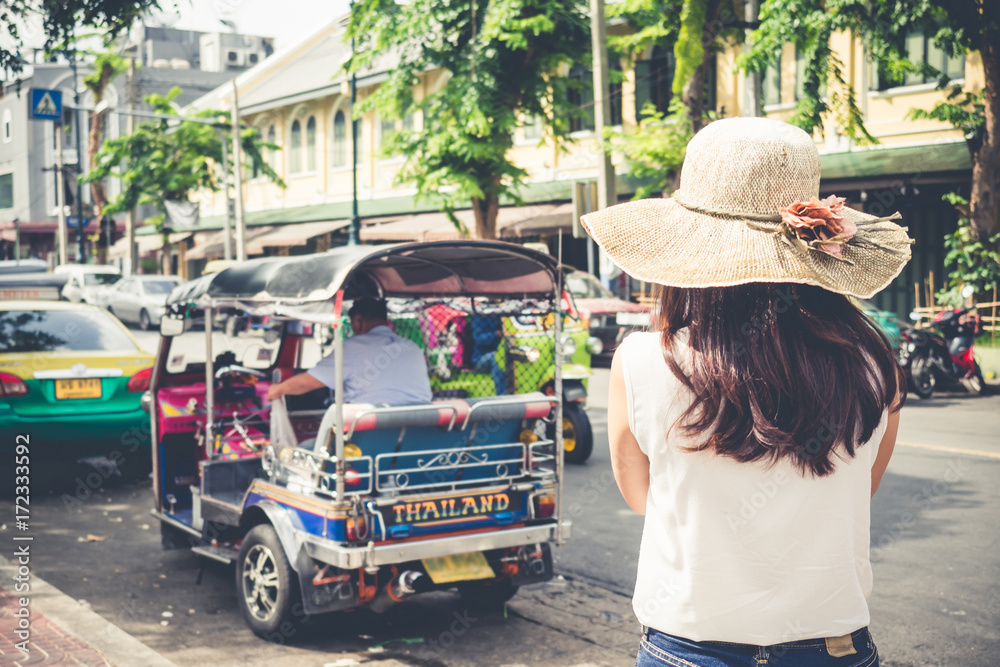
[242,344,273,369]
[140,390,152,414]
[160,316,185,336]
[909,311,921,322]
[962,284,975,299]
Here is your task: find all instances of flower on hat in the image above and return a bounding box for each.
[779,195,857,258]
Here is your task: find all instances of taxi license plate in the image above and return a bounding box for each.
[55,378,102,400]
[422,552,495,584]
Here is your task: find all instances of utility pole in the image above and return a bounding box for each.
[742,0,763,117]
[347,0,361,245]
[231,79,246,261]
[55,124,68,265]
[125,55,137,274]
[219,130,233,260]
[70,43,86,263]
[590,0,615,284]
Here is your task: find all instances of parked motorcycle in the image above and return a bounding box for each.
[899,307,986,398]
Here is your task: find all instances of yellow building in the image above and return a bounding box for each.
[183,17,979,314]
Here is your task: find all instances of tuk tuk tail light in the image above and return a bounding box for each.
[586,336,603,356]
[127,367,152,393]
[346,515,367,541]
[0,372,28,397]
[533,493,556,518]
[344,468,364,487]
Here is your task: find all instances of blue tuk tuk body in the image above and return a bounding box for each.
[150,242,571,636]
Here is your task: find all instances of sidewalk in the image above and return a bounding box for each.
[0,556,178,667]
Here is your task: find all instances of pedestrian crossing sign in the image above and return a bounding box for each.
[29,88,62,121]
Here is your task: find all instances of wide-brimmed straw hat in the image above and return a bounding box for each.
[581,117,912,299]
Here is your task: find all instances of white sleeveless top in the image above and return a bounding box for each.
[619,331,887,644]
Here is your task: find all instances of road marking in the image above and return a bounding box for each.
[897,441,1000,460]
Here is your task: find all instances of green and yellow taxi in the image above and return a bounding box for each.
[0,300,154,469]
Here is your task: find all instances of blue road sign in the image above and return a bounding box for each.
[67,216,90,228]
[29,88,62,121]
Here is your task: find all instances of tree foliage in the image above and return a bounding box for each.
[346,0,590,239]
[606,0,739,196]
[83,87,284,234]
[742,0,1000,240]
[82,44,129,217]
[936,192,1000,307]
[0,0,159,76]
[604,99,694,198]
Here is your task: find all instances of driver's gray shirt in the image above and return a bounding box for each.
[308,325,432,404]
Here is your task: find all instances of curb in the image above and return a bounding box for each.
[0,554,179,667]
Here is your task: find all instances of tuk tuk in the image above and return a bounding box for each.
[150,241,572,637]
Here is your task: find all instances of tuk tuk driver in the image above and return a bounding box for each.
[265,297,433,405]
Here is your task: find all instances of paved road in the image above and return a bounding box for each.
[5,325,998,665]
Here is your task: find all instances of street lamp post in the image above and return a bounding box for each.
[70,45,86,263]
[348,1,361,246]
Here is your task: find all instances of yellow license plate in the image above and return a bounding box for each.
[55,378,102,400]
[421,552,495,584]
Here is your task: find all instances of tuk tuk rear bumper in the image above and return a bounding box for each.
[303,520,572,570]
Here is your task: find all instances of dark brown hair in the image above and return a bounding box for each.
[657,283,905,476]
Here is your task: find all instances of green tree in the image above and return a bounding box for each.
[741,0,1000,241]
[83,45,129,219]
[1,0,158,76]
[606,0,740,195]
[83,87,284,262]
[346,0,590,239]
[936,192,1000,307]
[605,99,693,197]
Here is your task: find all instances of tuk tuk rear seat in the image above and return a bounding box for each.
[339,393,554,441]
[292,394,555,494]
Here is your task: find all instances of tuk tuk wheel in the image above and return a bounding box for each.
[550,402,593,464]
[237,524,301,638]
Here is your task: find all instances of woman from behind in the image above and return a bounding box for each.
[582,117,911,666]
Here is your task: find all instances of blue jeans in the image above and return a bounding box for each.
[636,627,878,667]
[473,352,505,395]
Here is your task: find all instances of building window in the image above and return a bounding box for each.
[2,109,11,143]
[402,113,414,132]
[289,119,302,173]
[763,61,781,106]
[795,49,806,101]
[267,125,276,169]
[794,47,826,100]
[609,54,623,127]
[332,110,347,167]
[872,29,965,90]
[0,173,12,209]
[379,116,396,155]
[703,53,717,112]
[306,116,317,171]
[634,45,674,121]
[523,115,543,141]
[567,63,594,133]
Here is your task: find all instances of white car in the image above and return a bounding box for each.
[54,264,122,305]
[105,275,184,330]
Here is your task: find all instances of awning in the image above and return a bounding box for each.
[245,219,349,254]
[185,226,276,261]
[500,202,574,237]
[360,204,560,242]
[108,232,193,259]
[819,141,970,182]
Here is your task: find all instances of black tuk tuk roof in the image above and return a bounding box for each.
[168,241,561,308]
